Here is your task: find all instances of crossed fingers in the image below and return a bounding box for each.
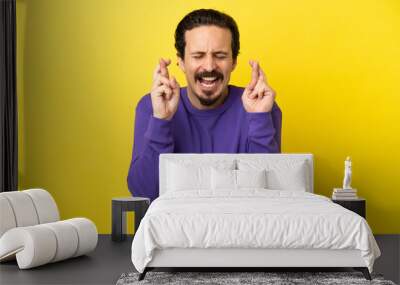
[152,58,177,99]
[153,58,175,85]
[247,60,274,99]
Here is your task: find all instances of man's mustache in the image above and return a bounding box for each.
[195,70,223,81]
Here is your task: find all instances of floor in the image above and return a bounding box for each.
[0,235,399,285]
[374,235,400,284]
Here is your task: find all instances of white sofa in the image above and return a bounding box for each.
[0,188,98,269]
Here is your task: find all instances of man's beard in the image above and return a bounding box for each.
[195,91,222,106]
[194,69,224,106]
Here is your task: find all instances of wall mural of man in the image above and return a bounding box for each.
[127,9,282,201]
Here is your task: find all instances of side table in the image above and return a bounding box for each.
[112,197,150,242]
[332,197,366,219]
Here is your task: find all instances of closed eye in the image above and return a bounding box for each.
[191,53,229,59]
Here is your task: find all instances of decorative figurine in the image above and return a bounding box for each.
[343,156,352,190]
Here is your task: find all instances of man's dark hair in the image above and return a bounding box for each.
[174,9,240,60]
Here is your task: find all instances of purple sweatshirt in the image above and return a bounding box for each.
[127,85,282,201]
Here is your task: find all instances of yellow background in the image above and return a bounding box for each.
[16,0,400,234]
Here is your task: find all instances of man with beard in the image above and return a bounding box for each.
[127,9,282,201]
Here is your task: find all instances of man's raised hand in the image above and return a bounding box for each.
[150,58,180,120]
[242,60,276,113]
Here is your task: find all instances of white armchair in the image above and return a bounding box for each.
[0,188,98,269]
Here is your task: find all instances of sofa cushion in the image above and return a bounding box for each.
[0,218,97,269]
[24,189,60,224]
[0,192,39,227]
[0,196,17,238]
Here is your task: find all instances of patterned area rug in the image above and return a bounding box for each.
[116,271,396,285]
